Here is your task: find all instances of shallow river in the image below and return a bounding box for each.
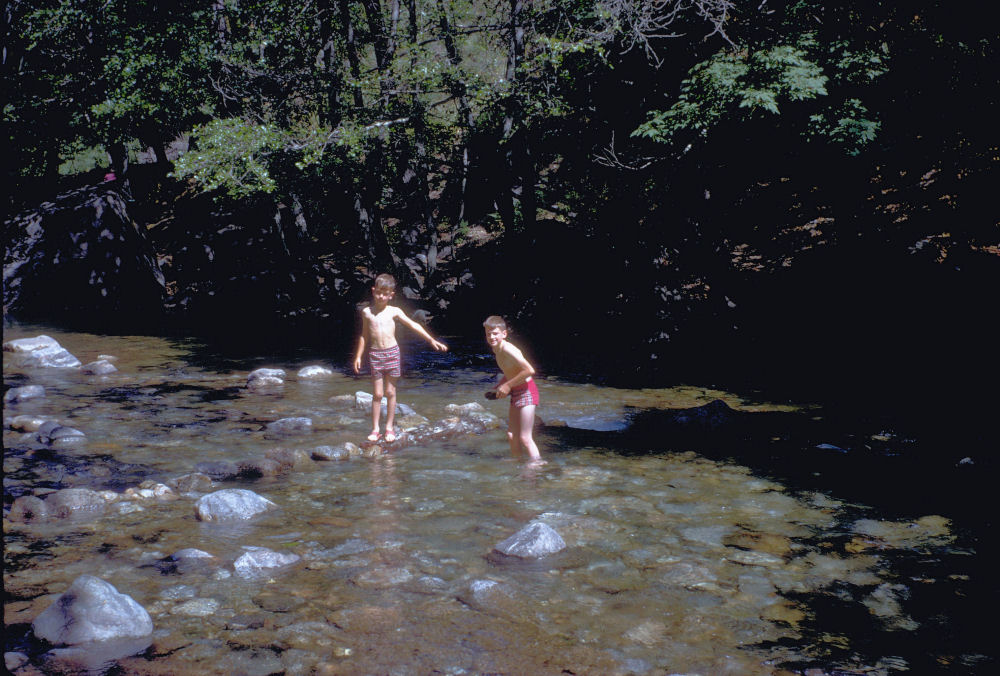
[2,324,991,675]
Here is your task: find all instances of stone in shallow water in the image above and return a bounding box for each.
[44,488,106,520]
[3,335,82,368]
[297,365,333,378]
[8,495,49,522]
[265,417,313,436]
[32,575,153,644]
[4,385,46,403]
[81,359,117,375]
[194,488,277,522]
[233,546,301,579]
[493,521,567,559]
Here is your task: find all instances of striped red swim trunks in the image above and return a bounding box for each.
[508,378,540,408]
[368,344,401,378]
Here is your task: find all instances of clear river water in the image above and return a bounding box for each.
[2,323,994,675]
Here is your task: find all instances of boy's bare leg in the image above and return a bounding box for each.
[516,405,543,463]
[507,408,525,459]
[369,375,384,440]
[384,376,399,441]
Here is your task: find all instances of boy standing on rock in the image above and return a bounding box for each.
[484,316,544,465]
[353,273,448,443]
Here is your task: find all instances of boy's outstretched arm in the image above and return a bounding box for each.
[397,311,448,351]
[353,315,368,373]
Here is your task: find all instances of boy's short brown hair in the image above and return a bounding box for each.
[374,273,396,291]
[483,315,507,331]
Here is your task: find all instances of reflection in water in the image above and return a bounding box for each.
[1,324,987,675]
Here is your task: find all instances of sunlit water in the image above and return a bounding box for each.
[2,325,987,675]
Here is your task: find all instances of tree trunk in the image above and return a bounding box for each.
[408,0,437,284]
[436,0,475,230]
[338,0,365,109]
[499,0,527,237]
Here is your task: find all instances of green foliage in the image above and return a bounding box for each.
[170,118,283,196]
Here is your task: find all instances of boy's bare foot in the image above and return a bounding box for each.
[526,458,547,467]
[367,431,381,442]
[384,428,397,443]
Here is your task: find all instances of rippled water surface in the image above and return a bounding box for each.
[2,325,988,675]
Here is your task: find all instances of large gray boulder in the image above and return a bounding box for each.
[2,335,81,368]
[32,575,153,644]
[493,521,567,559]
[4,187,165,322]
[194,488,276,521]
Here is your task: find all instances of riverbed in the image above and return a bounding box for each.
[2,324,993,675]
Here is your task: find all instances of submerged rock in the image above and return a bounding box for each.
[194,488,277,522]
[9,495,49,522]
[233,546,301,579]
[81,359,118,375]
[247,368,285,390]
[2,335,82,368]
[297,365,333,378]
[45,488,106,520]
[493,521,567,559]
[4,384,45,403]
[265,417,313,436]
[167,472,213,493]
[32,575,153,644]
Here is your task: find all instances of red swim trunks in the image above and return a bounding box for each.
[368,345,401,378]
[505,378,540,408]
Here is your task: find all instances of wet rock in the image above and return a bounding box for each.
[237,457,284,478]
[167,472,213,493]
[328,393,355,408]
[492,521,567,559]
[45,488,106,520]
[170,598,220,616]
[36,423,86,446]
[32,575,153,644]
[81,359,118,375]
[4,384,45,403]
[194,488,277,521]
[265,447,314,471]
[193,460,241,481]
[680,525,732,548]
[8,414,49,431]
[444,402,502,429]
[2,335,82,368]
[42,636,155,675]
[265,417,313,436]
[311,444,353,461]
[355,391,416,417]
[9,495,49,522]
[5,652,28,671]
[124,481,176,501]
[164,549,218,575]
[297,365,333,378]
[233,546,301,579]
[247,368,285,390]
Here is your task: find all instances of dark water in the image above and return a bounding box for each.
[3,323,996,675]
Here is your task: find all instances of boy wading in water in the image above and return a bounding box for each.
[354,274,448,442]
[484,316,544,465]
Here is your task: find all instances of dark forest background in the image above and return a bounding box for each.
[4,1,998,444]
